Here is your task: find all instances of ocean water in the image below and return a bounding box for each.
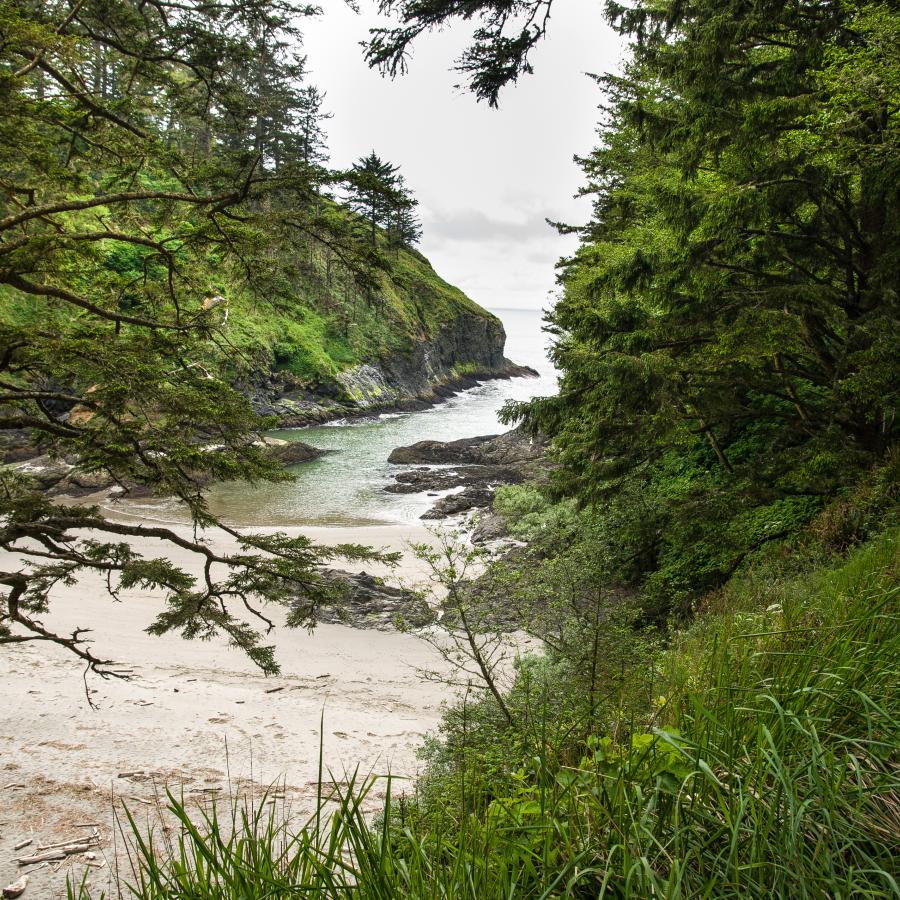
[171,307,555,527]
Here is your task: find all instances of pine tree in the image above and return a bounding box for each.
[295,85,332,169]
[0,0,387,678]
[345,151,401,246]
[388,176,422,249]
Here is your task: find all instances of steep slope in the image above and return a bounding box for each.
[224,243,533,424]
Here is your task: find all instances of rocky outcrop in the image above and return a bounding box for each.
[388,428,547,470]
[384,465,525,495]
[421,486,496,519]
[386,428,550,520]
[244,313,538,426]
[10,437,326,499]
[306,570,436,631]
[259,437,328,466]
[470,511,509,544]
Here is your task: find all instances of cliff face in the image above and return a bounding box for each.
[244,311,535,426]
[228,240,536,425]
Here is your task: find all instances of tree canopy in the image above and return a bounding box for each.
[345,151,422,249]
[501,0,900,610]
[365,0,900,608]
[0,0,404,680]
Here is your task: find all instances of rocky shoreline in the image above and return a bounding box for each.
[311,429,552,629]
[384,428,550,523]
[244,360,538,427]
[3,436,330,499]
[2,309,538,489]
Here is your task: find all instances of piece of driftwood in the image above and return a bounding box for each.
[2,874,29,898]
[12,839,31,852]
[37,837,98,852]
[128,796,154,806]
[60,843,91,855]
[17,850,66,866]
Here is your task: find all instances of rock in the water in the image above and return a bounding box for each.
[262,437,327,466]
[1,429,41,464]
[388,434,499,465]
[388,427,546,469]
[307,570,436,631]
[384,465,523,494]
[49,468,117,496]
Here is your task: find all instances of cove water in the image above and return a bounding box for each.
[157,307,555,527]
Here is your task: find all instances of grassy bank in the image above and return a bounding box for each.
[223,241,496,386]
[0,211,497,397]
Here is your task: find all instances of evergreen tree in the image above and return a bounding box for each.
[388,176,422,249]
[0,0,387,677]
[345,151,402,246]
[295,85,332,169]
[503,0,900,608]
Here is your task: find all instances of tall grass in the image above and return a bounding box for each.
[74,531,900,899]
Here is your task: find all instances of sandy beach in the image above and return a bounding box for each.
[1,518,453,897]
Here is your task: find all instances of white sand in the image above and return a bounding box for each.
[1,519,452,896]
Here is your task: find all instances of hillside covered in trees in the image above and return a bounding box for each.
[0,0,513,433]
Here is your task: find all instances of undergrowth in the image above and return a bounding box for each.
[72,528,900,898]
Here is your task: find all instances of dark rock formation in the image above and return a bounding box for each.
[261,439,328,466]
[383,465,524,494]
[308,570,436,631]
[388,434,499,466]
[0,429,42,464]
[49,468,118,497]
[470,511,509,544]
[420,486,495,519]
[386,428,550,520]
[16,436,325,500]
[12,455,74,491]
[388,428,547,469]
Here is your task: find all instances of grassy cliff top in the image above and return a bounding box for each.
[222,238,498,386]
[0,209,499,392]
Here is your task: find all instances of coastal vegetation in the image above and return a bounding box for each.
[72,513,900,897]
[3,0,899,895]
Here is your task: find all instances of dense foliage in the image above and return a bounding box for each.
[491,0,900,616]
[80,515,900,898]
[358,1,900,895]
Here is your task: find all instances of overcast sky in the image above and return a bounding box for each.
[302,0,625,310]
